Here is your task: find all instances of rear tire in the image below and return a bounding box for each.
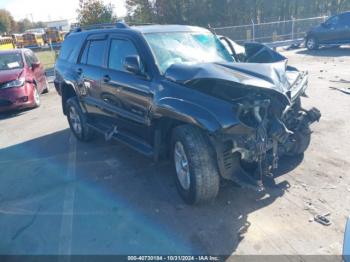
[171,125,220,205]
[306,37,319,50]
[66,97,95,142]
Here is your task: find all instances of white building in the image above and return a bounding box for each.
[45,20,70,32]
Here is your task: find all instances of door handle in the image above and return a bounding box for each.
[103,75,111,83]
[76,68,83,75]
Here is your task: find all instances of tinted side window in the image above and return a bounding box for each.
[86,40,107,67]
[327,16,339,26]
[24,53,32,67]
[24,51,37,66]
[59,34,85,63]
[80,42,90,65]
[108,39,140,72]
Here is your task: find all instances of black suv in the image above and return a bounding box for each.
[306,12,350,50]
[55,23,321,204]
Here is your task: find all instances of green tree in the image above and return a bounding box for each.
[17,18,32,33]
[126,0,350,27]
[77,0,116,26]
[125,0,154,23]
[0,9,13,34]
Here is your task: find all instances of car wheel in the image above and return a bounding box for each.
[171,125,220,205]
[33,86,41,108]
[306,37,319,50]
[66,97,95,142]
[42,78,50,94]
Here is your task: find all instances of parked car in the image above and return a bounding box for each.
[306,11,350,50]
[0,49,49,113]
[55,23,321,205]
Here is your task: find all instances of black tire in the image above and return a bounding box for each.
[306,37,319,50]
[285,127,311,156]
[171,125,220,205]
[42,78,50,94]
[66,97,95,142]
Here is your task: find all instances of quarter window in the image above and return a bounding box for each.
[108,39,141,72]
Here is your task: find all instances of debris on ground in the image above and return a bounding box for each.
[329,86,350,95]
[314,213,332,226]
[322,185,337,190]
[330,79,350,84]
[318,198,327,204]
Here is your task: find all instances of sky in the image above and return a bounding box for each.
[0,0,127,22]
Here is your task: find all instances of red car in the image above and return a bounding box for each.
[0,49,48,113]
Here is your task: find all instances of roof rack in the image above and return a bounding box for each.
[72,21,130,33]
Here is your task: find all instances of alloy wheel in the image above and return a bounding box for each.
[174,141,191,190]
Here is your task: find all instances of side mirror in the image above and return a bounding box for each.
[123,55,143,75]
[31,62,40,70]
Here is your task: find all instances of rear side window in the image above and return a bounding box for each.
[108,39,141,72]
[80,39,107,67]
[326,16,339,26]
[59,34,85,63]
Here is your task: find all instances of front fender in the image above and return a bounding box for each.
[155,98,222,133]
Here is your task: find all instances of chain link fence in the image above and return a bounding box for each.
[213,16,328,45]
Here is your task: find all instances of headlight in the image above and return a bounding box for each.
[2,78,25,89]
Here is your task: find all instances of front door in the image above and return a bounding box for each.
[24,50,45,92]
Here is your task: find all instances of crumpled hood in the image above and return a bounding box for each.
[0,68,24,84]
[165,60,296,95]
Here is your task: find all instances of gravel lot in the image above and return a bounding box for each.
[0,47,349,257]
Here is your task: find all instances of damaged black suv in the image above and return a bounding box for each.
[54,22,321,205]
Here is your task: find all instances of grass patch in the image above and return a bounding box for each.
[35,51,57,69]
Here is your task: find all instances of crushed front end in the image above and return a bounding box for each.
[212,72,321,191]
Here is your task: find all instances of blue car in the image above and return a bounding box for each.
[306,12,350,50]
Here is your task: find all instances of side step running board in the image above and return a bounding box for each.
[86,123,154,158]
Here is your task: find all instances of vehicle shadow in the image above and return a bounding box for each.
[296,46,350,57]
[0,129,303,256]
[0,108,33,120]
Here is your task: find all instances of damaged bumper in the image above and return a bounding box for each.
[211,95,321,191]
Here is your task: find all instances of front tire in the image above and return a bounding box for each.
[66,97,95,142]
[33,86,41,108]
[171,125,220,205]
[306,37,319,50]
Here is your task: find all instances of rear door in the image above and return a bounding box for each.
[76,34,108,120]
[100,35,153,142]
